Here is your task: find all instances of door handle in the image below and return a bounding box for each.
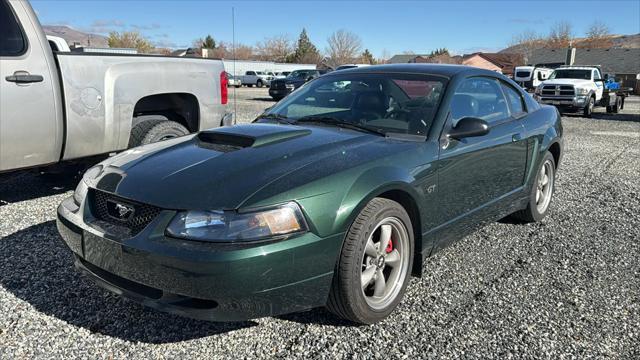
[512,133,523,142]
[5,72,44,84]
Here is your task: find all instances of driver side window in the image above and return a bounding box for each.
[451,77,509,125]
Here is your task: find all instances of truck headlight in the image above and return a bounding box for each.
[575,88,589,96]
[166,202,308,242]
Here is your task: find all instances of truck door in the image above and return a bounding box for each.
[593,69,604,100]
[0,0,61,171]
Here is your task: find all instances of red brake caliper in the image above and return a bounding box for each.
[385,237,393,253]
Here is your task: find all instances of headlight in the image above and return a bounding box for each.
[73,165,102,205]
[73,180,88,206]
[166,202,308,242]
[575,88,589,96]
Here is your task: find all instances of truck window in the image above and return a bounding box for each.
[246,71,255,76]
[0,0,27,56]
[593,69,602,81]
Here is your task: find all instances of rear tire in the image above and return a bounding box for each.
[327,198,414,324]
[129,116,189,148]
[511,151,556,223]
[612,97,620,113]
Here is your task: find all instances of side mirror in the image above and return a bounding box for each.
[447,117,490,140]
[306,76,314,81]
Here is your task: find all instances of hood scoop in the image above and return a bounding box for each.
[197,123,311,151]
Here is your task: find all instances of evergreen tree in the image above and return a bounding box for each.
[360,49,376,64]
[289,28,321,64]
[201,35,216,49]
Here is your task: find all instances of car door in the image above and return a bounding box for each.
[434,76,528,250]
[0,0,60,171]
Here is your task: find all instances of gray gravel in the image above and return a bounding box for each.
[1,90,639,359]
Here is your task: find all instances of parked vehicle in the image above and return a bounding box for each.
[513,66,553,91]
[240,71,273,87]
[335,64,371,71]
[268,69,325,100]
[46,35,70,52]
[0,0,229,173]
[226,72,242,88]
[58,64,563,324]
[534,65,625,117]
[273,71,291,79]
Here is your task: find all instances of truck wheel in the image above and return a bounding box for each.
[583,97,594,118]
[510,151,556,223]
[327,198,414,324]
[129,116,189,147]
[256,80,264,88]
[613,97,620,113]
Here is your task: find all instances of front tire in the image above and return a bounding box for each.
[583,97,594,118]
[256,80,264,88]
[327,198,414,324]
[511,151,556,223]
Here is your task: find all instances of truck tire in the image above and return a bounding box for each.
[256,80,264,88]
[613,97,621,113]
[583,97,594,118]
[128,116,189,148]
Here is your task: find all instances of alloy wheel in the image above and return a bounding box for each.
[360,217,410,310]
[536,159,554,213]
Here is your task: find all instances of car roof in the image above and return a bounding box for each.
[332,63,505,79]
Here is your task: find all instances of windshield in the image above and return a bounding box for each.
[288,70,312,78]
[259,73,447,136]
[550,69,591,80]
[515,71,531,78]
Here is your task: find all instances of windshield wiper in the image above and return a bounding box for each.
[255,113,294,124]
[295,116,386,136]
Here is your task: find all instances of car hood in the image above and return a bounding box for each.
[90,124,391,210]
[541,79,593,87]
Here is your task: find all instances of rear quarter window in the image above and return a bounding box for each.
[0,0,27,56]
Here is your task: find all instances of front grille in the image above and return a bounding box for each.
[271,81,284,89]
[90,190,162,236]
[541,85,575,96]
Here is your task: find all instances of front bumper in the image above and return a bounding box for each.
[56,196,343,321]
[534,95,588,109]
[269,87,293,98]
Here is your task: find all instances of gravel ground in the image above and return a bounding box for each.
[1,91,639,359]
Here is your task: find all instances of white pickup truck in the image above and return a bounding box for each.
[533,65,622,117]
[240,71,273,88]
[0,0,230,173]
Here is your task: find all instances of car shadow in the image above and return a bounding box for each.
[0,160,105,205]
[561,112,640,123]
[250,97,277,102]
[0,221,256,344]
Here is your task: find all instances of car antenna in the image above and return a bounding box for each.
[232,6,237,125]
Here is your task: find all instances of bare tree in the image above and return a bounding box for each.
[233,43,254,60]
[255,35,293,62]
[582,21,613,48]
[379,48,391,64]
[509,29,543,63]
[108,31,153,53]
[547,21,573,48]
[325,29,362,68]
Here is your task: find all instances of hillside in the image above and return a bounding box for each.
[500,33,640,53]
[42,25,108,48]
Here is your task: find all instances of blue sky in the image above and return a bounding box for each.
[32,0,640,56]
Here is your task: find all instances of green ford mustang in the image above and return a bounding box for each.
[57,64,563,324]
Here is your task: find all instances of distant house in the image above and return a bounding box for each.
[388,53,462,65]
[462,53,524,76]
[529,48,640,93]
[388,54,429,64]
